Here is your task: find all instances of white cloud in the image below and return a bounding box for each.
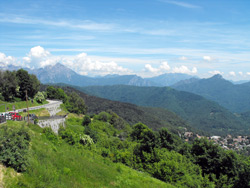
[144,62,171,75]
[239,72,243,76]
[21,46,132,76]
[144,62,197,76]
[159,61,171,71]
[145,64,159,73]
[229,71,236,76]
[69,53,132,76]
[172,66,197,74]
[0,52,16,67]
[247,72,250,76]
[203,56,212,61]
[209,70,223,75]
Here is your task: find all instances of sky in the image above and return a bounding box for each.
[1,0,250,80]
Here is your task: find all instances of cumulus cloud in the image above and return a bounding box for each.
[145,64,159,73]
[23,46,54,68]
[159,61,171,71]
[247,72,250,76]
[21,46,133,76]
[209,70,223,75]
[144,62,197,76]
[239,72,243,76]
[203,56,212,61]
[0,52,16,67]
[229,71,236,77]
[172,66,197,74]
[68,53,132,76]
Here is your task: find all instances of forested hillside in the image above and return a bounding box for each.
[79,85,248,135]
[61,86,192,134]
[172,74,250,113]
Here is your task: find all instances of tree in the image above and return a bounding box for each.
[66,92,87,114]
[157,128,175,151]
[16,69,39,99]
[34,91,45,103]
[1,71,18,101]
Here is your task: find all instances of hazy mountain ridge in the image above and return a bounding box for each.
[2,63,199,87]
[78,85,248,135]
[146,73,197,86]
[172,74,250,113]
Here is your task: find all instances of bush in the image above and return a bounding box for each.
[59,127,79,145]
[79,134,94,146]
[43,127,59,145]
[34,91,45,103]
[82,115,91,126]
[0,125,31,172]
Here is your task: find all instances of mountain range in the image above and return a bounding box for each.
[172,74,250,113]
[1,63,198,87]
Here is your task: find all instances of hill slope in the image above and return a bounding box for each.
[79,85,247,135]
[172,74,250,113]
[61,86,191,133]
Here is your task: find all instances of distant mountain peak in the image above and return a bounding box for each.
[211,74,223,79]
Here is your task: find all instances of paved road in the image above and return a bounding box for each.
[0,100,62,115]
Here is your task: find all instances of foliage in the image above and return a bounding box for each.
[34,91,45,103]
[65,91,87,114]
[0,70,18,101]
[79,134,94,146]
[46,86,87,115]
[58,127,80,145]
[82,115,91,126]
[80,85,248,136]
[0,124,30,172]
[16,69,40,100]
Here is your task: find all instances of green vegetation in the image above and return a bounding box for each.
[61,86,192,135]
[46,86,87,115]
[0,100,48,113]
[2,121,173,188]
[173,74,250,113]
[79,85,248,135]
[2,109,250,187]
[0,69,39,102]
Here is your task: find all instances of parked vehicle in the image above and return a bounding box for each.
[9,112,22,121]
[27,114,38,120]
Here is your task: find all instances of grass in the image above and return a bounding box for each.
[19,108,50,117]
[2,121,174,188]
[0,100,48,113]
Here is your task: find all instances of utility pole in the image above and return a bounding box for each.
[25,90,30,125]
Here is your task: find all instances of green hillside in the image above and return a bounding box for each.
[172,74,250,113]
[61,86,194,134]
[2,121,173,188]
[79,85,248,135]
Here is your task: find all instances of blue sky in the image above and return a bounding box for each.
[1,0,250,80]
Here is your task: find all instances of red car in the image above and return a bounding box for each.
[9,112,22,121]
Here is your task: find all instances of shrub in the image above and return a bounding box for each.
[34,91,45,103]
[0,125,31,172]
[79,134,94,146]
[82,115,91,126]
[59,127,79,145]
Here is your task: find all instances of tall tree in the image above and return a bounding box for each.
[0,71,18,101]
[16,69,39,99]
